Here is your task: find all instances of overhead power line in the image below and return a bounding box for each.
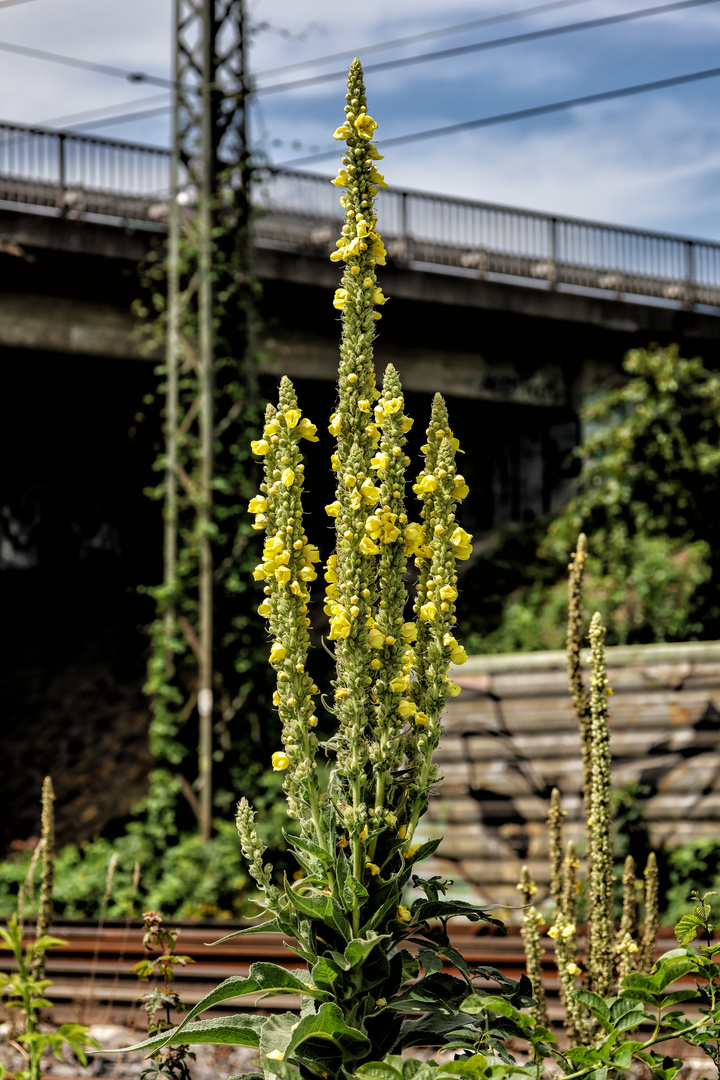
[254,0,602,78]
[39,92,171,129]
[277,64,720,167]
[254,0,720,96]
[0,37,174,87]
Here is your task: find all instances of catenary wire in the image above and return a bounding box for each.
[0,37,174,87]
[276,64,720,167]
[252,0,720,96]
[253,0,603,77]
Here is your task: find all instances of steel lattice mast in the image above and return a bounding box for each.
[163,0,253,842]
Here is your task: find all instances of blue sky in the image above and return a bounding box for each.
[1,0,719,238]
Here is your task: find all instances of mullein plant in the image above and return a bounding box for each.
[116,60,530,1080]
[521,536,660,1047]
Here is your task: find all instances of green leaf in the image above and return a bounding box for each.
[675,913,702,946]
[260,1056,303,1080]
[311,956,344,994]
[345,932,391,968]
[355,1064,404,1080]
[574,990,612,1030]
[33,936,68,951]
[104,1015,266,1054]
[285,830,333,867]
[260,1011,298,1060]
[411,900,507,932]
[653,956,701,991]
[419,949,443,977]
[438,1054,489,1077]
[285,1001,372,1063]
[609,997,647,1031]
[661,989,700,1008]
[206,918,286,945]
[287,887,353,942]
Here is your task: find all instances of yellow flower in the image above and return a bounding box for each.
[284,408,301,429]
[373,287,389,306]
[396,904,412,923]
[375,997,387,1008]
[413,473,437,495]
[403,843,422,859]
[332,169,349,187]
[248,495,267,513]
[325,501,341,518]
[397,699,416,717]
[269,642,287,663]
[370,452,390,472]
[453,475,469,501]
[368,166,387,189]
[360,536,380,556]
[366,861,381,876]
[389,674,409,693]
[272,690,280,706]
[439,585,458,602]
[384,811,397,827]
[257,601,271,617]
[264,419,280,436]
[333,123,352,141]
[403,522,425,556]
[328,413,342,435]
[266,1050,284,1061]
[360,479,381,502]
[275,566,291,584]
[565,962,581,976]
[359,826,369,841]
[450,526,473,560]
[414,711,429,727]
[355,113,378,139]
[250,439,270,455]
[401,622,418,642]
[419,602,437,622]
[271,752,290,772]
[329,610,352,639]
[368,628,384,648]
[447,680,462,697]
[281,468,295,487]
[297,417,319,441]
[333,288,348,310]
[450,645,468,665]
[365,510,401,543]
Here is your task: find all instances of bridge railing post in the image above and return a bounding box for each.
[57,133,66,216]
[685,240,695,310]
[400,190,413,263]
[548,216,558,290]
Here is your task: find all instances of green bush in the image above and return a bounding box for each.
[458,344,720,652]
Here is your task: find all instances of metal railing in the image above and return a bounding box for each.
[2,119,720,310]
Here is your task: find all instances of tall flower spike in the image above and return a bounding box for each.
[638,851,659,973]
[567,534,593,836]
[517,865,549,1032]
[547,787,566,912]
[587,611,614,998]
[249,380,326,854]
[327,59,391,912]
[403,396,471,845]
[30,776,55,981]
[557,842,587,1046]
[367,365,413,818]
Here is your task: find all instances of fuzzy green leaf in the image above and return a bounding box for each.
[410,900,507,932]
[675,913,702,946]
[104,1015,266,1054]
[206,919,286,946]
[285,1001,372,1063]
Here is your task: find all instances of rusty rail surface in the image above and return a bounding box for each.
[0,919,681,1028]
[2,120,720,311]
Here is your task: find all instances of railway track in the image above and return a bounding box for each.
[1,919,680,1028]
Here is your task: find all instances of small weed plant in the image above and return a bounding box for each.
[0,779,99,1080]
[112,60,720,1080]
[132,910,195,1080]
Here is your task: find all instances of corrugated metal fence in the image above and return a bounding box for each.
[431,641,720,908]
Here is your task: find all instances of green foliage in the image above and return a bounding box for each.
[0,810,290,920]
[663,839,720,926]
[459,344,720,651]
[0,914,99,1080]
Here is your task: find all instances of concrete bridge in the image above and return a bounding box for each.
[2,118,720,539]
